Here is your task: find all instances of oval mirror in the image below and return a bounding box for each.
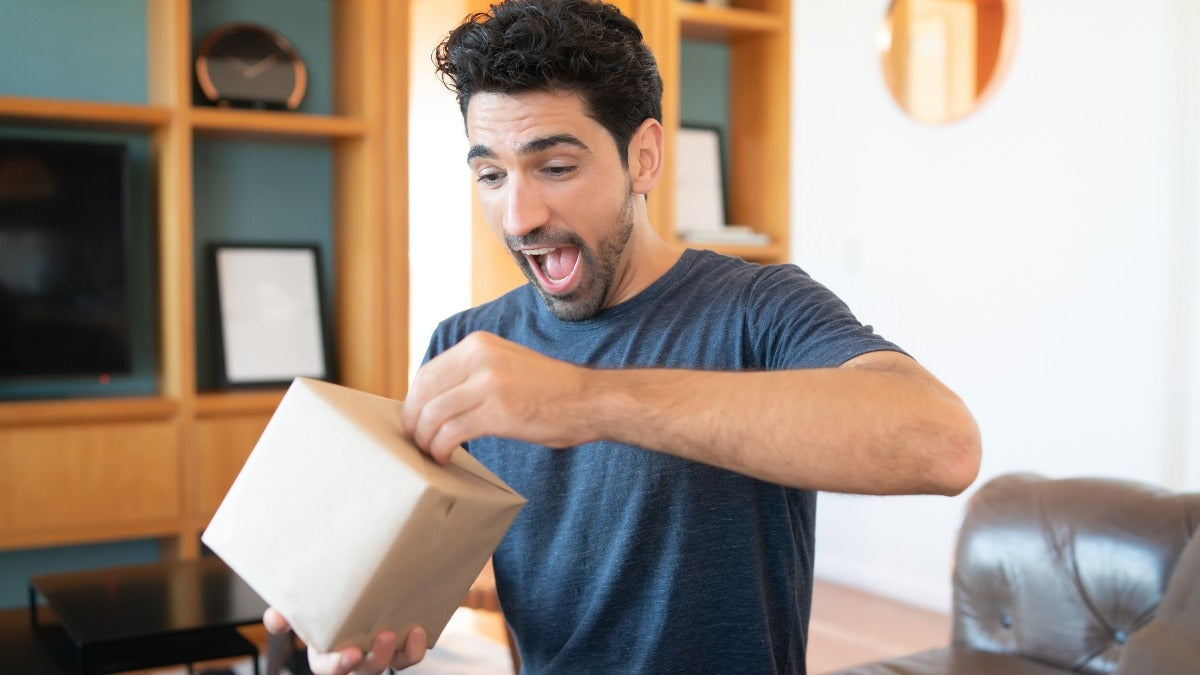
[879,0,1016,124]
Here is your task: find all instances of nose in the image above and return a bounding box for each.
[502,175,550,239]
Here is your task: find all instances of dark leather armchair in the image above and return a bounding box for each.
[832,473,1200,674]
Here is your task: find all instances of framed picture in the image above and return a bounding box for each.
[209,243,334,388]
[673,125,728,234]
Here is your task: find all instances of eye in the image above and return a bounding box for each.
[476,169,505,187]
[542,164,576,179]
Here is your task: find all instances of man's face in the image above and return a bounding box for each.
[466,90,636,321]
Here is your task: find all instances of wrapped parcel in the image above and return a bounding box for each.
[202,377,525,652]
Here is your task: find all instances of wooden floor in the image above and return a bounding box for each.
[447,579,952,674]
[463,580,951,674]
[807,579,951,673]
[455,578,952,674]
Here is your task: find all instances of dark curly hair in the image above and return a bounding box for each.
[435,0,663,166]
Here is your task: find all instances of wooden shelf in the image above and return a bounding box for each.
[684,241,787,263]
[190,107,367,141]
[679,3,784,42]
[0,94,170,131]
[0,397,177,428]
[0,520,181,552]
[195,390,287,418]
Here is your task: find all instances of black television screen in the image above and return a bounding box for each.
[0,137,132,379]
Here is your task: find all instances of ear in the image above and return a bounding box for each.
[626,118,664,195]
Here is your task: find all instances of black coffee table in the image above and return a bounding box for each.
[28,557,268,674]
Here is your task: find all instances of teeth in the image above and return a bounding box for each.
[522,247,555,256]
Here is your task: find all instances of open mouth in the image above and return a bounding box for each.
[521,245,582,295]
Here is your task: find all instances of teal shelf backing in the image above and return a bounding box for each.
[680,39,732,171]
[0,0,148,104]
[0,539,161,610]
[192,138,336,391]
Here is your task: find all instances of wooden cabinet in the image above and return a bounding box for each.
[0,0,408,558]
[0,417,180,548]
[470,0,791,304]
[193,410,275,521]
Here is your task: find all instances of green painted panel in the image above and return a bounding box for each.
[0,0,147,103]
[680,39,732,170]
[0,539,160,610]
[192,139,335,391]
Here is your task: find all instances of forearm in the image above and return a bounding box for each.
[405,333,980,495]
[583,356,980,495]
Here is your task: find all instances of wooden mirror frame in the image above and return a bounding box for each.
[879,0,1019,124]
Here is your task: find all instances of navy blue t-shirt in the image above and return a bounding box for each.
[422,249,901,673]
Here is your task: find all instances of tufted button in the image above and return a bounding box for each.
[1000,613,1013,629]
[1114,629,1127,645]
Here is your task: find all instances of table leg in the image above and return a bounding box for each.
[27,586,37,630]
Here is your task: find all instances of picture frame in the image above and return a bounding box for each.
[208,243,335,388]
[674,125,729,234]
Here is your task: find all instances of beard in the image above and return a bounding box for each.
[507,189,635,321]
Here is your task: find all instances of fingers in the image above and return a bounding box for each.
[404,331,509,435]
[264,608,419,675]
[405,330,591,455]
[405,365,484,462]
[406,385,472,459]
[303,628,421,675]
[403,337,477,439]
[418,397,483,464]
[307,644,363,675]
[354,631,398,675]
[390,626,428,671]
[265,609,360,675]
[262,607,290,634]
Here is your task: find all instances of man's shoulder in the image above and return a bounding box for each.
[679,248,816,298]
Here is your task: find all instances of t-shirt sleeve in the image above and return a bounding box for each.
[422,313,469,366]
[746,264,905,370]
[420,327,446,366]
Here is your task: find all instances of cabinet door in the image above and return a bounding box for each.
[194,414,271,521]
[0,422,179,536]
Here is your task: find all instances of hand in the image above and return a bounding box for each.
[263,607,427,675]
[404,331,596,462]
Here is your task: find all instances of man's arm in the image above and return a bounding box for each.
[403,331,980,496]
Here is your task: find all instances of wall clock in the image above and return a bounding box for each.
[195,23,307,110]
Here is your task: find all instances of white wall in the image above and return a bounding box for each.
[793,0,1200,612]
[1176,0,1200,489]
[409,0,474,380]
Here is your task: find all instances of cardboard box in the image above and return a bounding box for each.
[202,377,525,652]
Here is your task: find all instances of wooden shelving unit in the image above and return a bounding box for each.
[190,107,367,140]
[678,2,785,41]
[653,0,791,264]
[194,391,287,418]
[0,94,172,131]
[0,398,179,427]
[0,0,408,559]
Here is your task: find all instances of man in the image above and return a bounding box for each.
[265,1,980,672]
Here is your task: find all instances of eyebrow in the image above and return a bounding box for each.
[466,133,591,165]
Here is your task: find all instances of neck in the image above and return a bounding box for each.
[604,197,684,308]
